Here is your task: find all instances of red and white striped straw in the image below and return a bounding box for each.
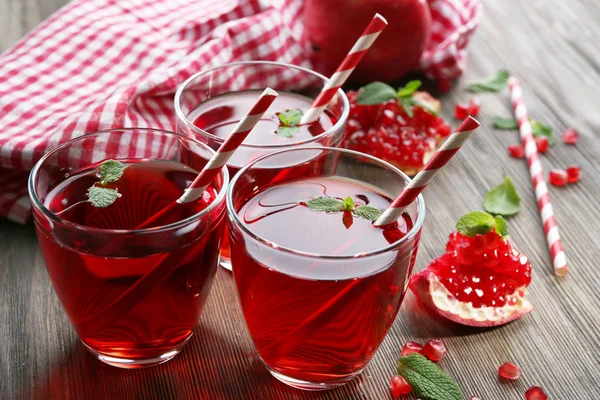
[508,77,568,277]
[178,87,278,203]
[136,87,277,229]
[299,13,388,125]
[375,116,480,226]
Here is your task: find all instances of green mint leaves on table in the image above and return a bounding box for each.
[88,159,124,208]
[493,116,556,145]
[467,69,510,93]
[397,353,462,400]
[456,211,510,238]
[305,196,384,223]
[493,116,519,130]
[277,109,304,138]
[356,80,435,117]
[484,176,521,216]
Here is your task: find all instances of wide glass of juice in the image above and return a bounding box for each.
[226,147,425,390]
[175,61,349,269]
[28,128,228,368]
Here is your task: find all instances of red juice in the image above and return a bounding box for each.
[191,90,339,262]
[34,159,225,367]
[229,176,416,385]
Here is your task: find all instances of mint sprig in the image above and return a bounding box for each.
[304,196,384,222]
[397,353,462,400]
[484,176,521,216]
[493,116,556,144]
[456,211,510,237]
[467,70,510,93]
[355,80,434,117]
[277,109,304,138]
[87,159,125,208]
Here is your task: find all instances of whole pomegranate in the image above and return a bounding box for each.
[304,0,431,83]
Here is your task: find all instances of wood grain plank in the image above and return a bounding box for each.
[1,0,599,399]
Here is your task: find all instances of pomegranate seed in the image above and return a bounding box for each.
[525,385,548,400]
[438,79,452,93]
[423,339,447,361]
[549,169,568,186]
[390,375,412,397]
[470,397,482,400]
[498,361,521,380]
[507,144,525,158]
[534,136,549,153]
[455,103,469,120]
[566,165,581,183]
[468,98,481,116]
[562,128,579,144]
[401,341,424,356]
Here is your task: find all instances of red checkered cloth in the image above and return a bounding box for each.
[0,0,482,223]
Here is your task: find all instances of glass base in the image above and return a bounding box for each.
[219,255,232,271]
[266,365,364,391]
[82,335,190,369]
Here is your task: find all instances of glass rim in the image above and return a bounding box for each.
[28,127,230,235]
[226,146,426,260]
[173,60,350,149]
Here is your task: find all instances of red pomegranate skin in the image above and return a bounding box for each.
[304,0,432,83]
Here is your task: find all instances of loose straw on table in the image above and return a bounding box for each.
[299,13,388,125]
[137,87,278,229]
[374,116,481,226]
[78,88,278,333]
[508,77,568,277]
[260,117,480,362]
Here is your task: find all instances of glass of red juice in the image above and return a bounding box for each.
[226,147,425,390]
[175,61,349,270]
[28,128,228,368]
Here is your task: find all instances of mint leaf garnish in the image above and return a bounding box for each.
[397,80,422,97]
[277,109,303,138]
[397,353,462,400]
[531,119,556,145]
[356,82,397,105]
[468,70,510,93]
[278,109,303,127]
[493,116,518,130]
[456,211,497,236]
[98,159,124,185]
[87,186,121,208]
[354,205,383,221]
[277,126,299,138]
[494,215,509,237]
[342,196,355,211]
[484,176,521,216]
[305,196,344,213]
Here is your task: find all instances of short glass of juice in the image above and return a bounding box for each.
[226,147,425,390]
[175,61,349,269]
[28,128,228,368]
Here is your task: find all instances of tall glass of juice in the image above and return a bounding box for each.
[175,61,349,269]
[227,147,425,390]
[28,128,228,368]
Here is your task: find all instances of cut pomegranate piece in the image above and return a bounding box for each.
[401,341,424,356]
[468,98,481,116]
[410,213,533,327]
[498,362,521,380]
[549,169,568,186]
[455,103,469,120]
[390,375,412,397]
[534,136,549,153]
[562,128,579,144]
[525,385,548,400]
[566,165,581,183]
[344,86,451,176]
[507,144,525,158]
[422,339,447,361]
[438,79,452,93]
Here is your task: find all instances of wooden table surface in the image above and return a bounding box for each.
[1,1,599,399]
